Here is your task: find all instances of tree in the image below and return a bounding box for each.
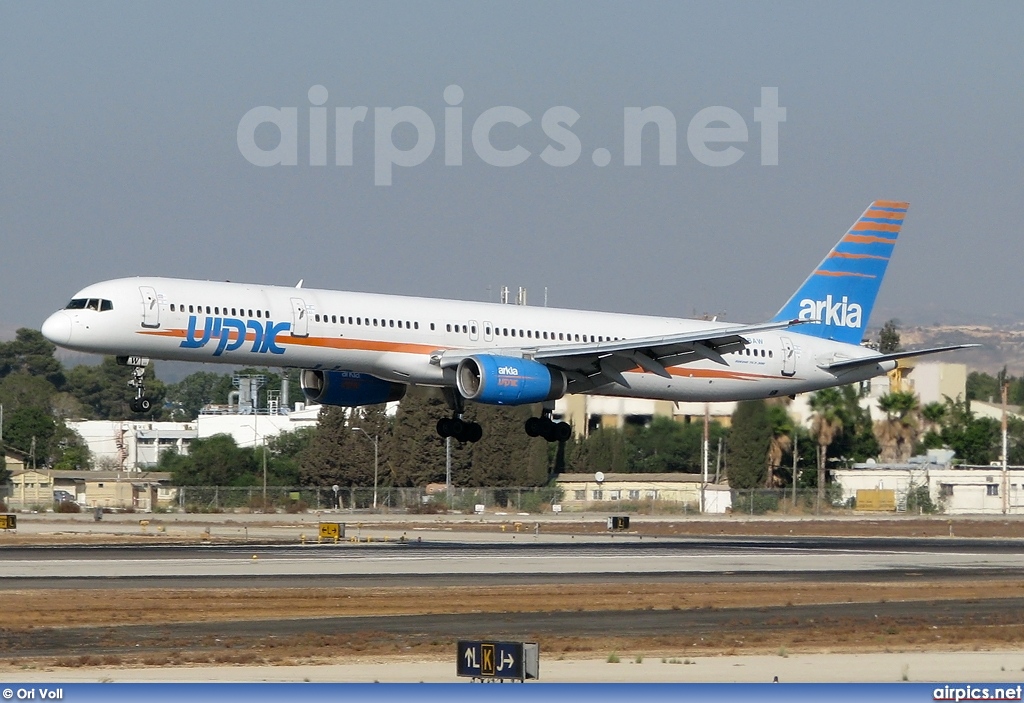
[727,400,772,489]
[0,372,58,415]
[0,328,65,387]
[874,391,920,463]
[765,403,793,487]
[165,434,256,486]
[466,403,547,487]
[809,388,845,506]
[387,387,465,487]
[629,416,724,474]
[264,428,315,485]
[938,398,1000,465]
[2,406,56,463]
[878,319,901,353]
[165,371,234,419]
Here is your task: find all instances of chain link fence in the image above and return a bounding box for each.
[171,485,567,514]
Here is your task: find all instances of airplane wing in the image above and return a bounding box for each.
[819,344,981,373]
[436,318,805,392]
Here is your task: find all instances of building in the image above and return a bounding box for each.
[66,404,323,469]
[7,469,174,511]
[554,473,732,513]
[833,450,1024,515]
[555,395,736,437]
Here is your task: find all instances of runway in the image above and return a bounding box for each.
[1,535,1022,587]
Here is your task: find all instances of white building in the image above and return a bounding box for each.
[833,450,1024,515]
[68,405,323,469]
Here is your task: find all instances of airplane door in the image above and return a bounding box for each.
[483,321,493,342]
[139,286,160,328]
[290,298,308,337]
[780,337,796,377]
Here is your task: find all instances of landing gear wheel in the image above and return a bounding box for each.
[130,397,152,413]
[437,416,482,443]
[526,416,571,442]
[460,422,483,443]
[524,417,542,437]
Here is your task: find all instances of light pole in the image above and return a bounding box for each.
[242,424,267,512]
[351,427,379,509]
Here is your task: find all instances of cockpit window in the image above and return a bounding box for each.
[65,298,113,311]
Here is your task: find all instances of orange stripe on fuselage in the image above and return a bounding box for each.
[139,330,796,382]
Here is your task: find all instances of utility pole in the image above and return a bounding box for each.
[1002,383,1009,515]
[445,435,452,507]
[352,427,379,509]
[701,403,709,512]
[792,432,798,506]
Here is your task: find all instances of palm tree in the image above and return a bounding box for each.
[874,391,920,463]
[765,403,793,488]
[809,388,845,507]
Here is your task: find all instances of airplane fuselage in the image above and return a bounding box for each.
[41,276,893,403]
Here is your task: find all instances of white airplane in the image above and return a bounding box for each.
[42,200,974,443]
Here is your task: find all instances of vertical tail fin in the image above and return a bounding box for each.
[771,200,908,345]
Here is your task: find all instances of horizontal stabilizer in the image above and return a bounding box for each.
[820,344,981,372]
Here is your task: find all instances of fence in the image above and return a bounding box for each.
[172,485,566,514]
[729,487,847,515]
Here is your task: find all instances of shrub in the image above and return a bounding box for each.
[55,501,82,514]
[905,485,937,514]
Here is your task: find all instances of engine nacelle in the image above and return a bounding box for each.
[301,370,407,407]
[456,355,566,406]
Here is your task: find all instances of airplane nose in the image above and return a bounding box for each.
[41,312,72,345]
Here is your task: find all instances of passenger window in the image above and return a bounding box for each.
[373,319,378,326]
[170,304,176,312]
[446,324,452,332]
[430,323,435,330]
[559,333,564,341]
[527,330,532,339]
[189,305,194,313]
[414,322,419,329]
[257,310,262,318]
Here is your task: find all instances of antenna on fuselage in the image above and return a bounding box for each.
[295,279,304,288]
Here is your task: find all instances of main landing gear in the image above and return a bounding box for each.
[118,355,153,413]
[525,407,572,443]
[437,389,483,443]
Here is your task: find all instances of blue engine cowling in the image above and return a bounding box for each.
[456,355,566,405]
[301,369,407,407]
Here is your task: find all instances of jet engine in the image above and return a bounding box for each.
[300,369,407,407]
[456,355,566,405]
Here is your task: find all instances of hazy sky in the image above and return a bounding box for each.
[2,1,1023,342]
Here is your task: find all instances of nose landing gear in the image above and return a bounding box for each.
[118,356,153,414]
